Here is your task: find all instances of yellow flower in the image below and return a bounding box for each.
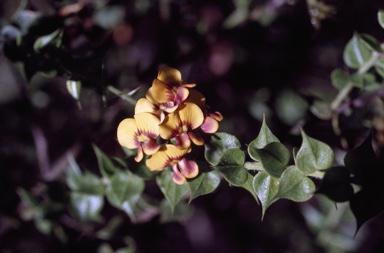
[146,144,198,184]
[117,112,160,162]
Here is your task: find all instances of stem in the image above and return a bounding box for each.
[107,86,137,105]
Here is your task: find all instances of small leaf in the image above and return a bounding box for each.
[317,166,354,202]
[205,132,241,166]
[159,199,193,223]
[274,90,308,126]
[277,166,315,202]
[105,170,145,220]
[378,9,384,29]
[188,169,220,202]
[33,29,62,53]
[374,57,384,78]
[248,116,279,152]
[343,33,378,69]
[157,168,189,212]
[249,142,290,178]
[93,144,118,178]
[310,100,332,120]
[296,130,334,174]
[70,192,104,222]
[215,148,248,186]
[331,69,350,89]
[66,80,82,100]
[253,171,279,218]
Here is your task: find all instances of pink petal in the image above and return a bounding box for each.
[134,146,144,162]
[176,86,189,103]
[176,132,191,149]
[209,111,223,121]
[172,164,186,185]
[142,139,160,155]
[177,158,199,179]
[200,116,219,133]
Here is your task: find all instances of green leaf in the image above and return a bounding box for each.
[156,168,189,212]
[317,166,354,202]
[70,192,104,222]
[66,80,82,100]
[296,130,334,174]
[331,69,350,89]
[309,100,332,120]
[374,57,384,78]
[188,169,220,202]
[378,9,384,29]
[277,166,315,202]
[215,148,248,186]
[249,142,290,178]
[93,144,118,178]
[33,29,62,53]
[248,116,279,152]
[159,199,193,223]
[253,171,279,218]
[105,170,145,220]
[274,90,308,126]
[204,132,241,166]
[343,33,378,69]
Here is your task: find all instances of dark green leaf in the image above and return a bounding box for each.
[248,116,279,151]
[343,33,378,69]
[331,69,350,89]
[378,9,384,29]
[188,169,220,202]
[157,168,189,212]
[159,199,193,223]
[277,166,315,202]
[274,90,308,126]
[296,130,334,174]
[105,170,145,220]
[93,144,118,178]
[215,148,248,186]
[70,192,104,222]
[33,29,62,53]
[204,132,241,166]
[249,142,290,178]
[253,171,279,218]
[239,172,259,202]
[317,166,354,202]
[374,57,384,78]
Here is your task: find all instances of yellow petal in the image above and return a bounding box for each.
[157,66,182,86]
[146,79,174,104]
[175,132,191,149]
[135,98,158,115]
[165,144,189,162]
[159,112,180,140]
[134,113,160,138]
[188,132,204,146]
[117,118,138,149]
[178,102,204,130]
[145,148,169,171]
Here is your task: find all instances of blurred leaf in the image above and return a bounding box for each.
[70,192,104,222]
[204,132,241,166]
[248,116,279,153]
[343,33,379,69]
[33,29,62,53]
[331,69,349,89]
[378,9,384,29]
[105,170,144,220]
[188,169,220,202]
[157,168,189,213]
[275,90,308,126]
[93,144,118,179]
[249,142,290,178]
[253,171,279,218]
[374,57,384,78]
[317,166,354,202]
[215,148,248,186]
[277,166,315,202]
[296,130,334,174]
[223,0,250,29]
[66,80,81,100]
[96,216,124,240]
[159,199,192,223]
[310,100,332,120]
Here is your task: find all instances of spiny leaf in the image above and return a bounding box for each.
[296,130,334,174]
[253,171,279,218]
[248,116,279,151]
[205,132,241,166]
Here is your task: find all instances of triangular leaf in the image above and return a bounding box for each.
[205,132,241,166]
[253,171,279,218]
[156,168,189,212]
[105,170,145,220]
[248,116,280,151]
[277,166,315,202]
[249,142,290,178]
[296,130,334,174]
[215,148,248,186]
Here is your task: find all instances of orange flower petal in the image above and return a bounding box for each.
[176,132,191,149]
[172,164,186,185]
[209,111,223,121]
[157,66,182,86]
[117,118,138,149]
[159,113,180,140]
[146,79,173,104]
[145,147,169,171]
[164,144,189,161]
[177,158,199,179]
[135,98,158,115]
[134,113,160,138]
[135,146,144,162]
[142,139,160,155]
[178,103,204,130]
[188,132,204,146]
[200,116,219,133]
[182,83,196,88]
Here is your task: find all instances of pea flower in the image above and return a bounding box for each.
[117,112,160,162]
[146,144,198,185]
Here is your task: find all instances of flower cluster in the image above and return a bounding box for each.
[117,66,223,184]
